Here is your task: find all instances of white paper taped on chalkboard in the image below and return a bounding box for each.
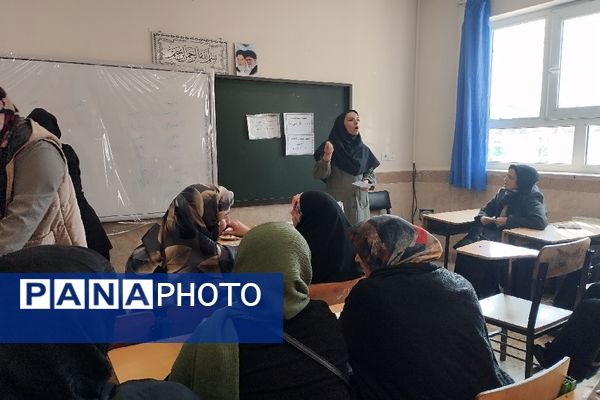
[246,113,281,139]
[1,56,216,220]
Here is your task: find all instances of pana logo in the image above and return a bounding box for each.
[19,279,261,310]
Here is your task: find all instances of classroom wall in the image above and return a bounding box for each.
[3,0,596,267]
[1,0,417,174]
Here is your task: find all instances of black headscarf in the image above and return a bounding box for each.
[314,110,380,176]
[295,191,361,283]
[27,108,62,138]
[0,246,201,400]
[510,164,539,193]
[0,246,115,400]
[495,164,541,212]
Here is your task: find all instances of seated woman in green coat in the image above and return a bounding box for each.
[170,222,352,400]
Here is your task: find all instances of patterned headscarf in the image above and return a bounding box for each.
[127,184,235,274]
[349,215,442,272]
[157,184,234,273]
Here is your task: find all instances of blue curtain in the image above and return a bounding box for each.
[449,0,492,191]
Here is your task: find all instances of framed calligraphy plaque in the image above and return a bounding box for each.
[152,32,228,73]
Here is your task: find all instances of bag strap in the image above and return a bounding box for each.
[283,332,350,387]
[99,381,116,400]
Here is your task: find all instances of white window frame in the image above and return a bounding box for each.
[488,0,600,174]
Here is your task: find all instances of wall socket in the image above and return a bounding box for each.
[419,208,434,220]
[382,152,396,161]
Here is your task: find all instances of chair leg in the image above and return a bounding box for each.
[525,333,535,378]
[500,328,508,361]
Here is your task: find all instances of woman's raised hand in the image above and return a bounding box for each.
[322,141,334,162]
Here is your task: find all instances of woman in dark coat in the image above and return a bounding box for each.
[454,164,548,298]
[170,222,352,400]
[535,282,600,380]
[27,108,113,260]
[341,215,513,400]
[0,245,199,400]
[292,190,362,283]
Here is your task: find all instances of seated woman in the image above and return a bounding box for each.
[341,215,513,400]
[534,282,600,381]
[170,222,352,400]
[0,246,199,400]
[454,164,548,298]
[291,191,362,284]
[126,184,249,274]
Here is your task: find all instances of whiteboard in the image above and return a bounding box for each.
[0,57,216,220]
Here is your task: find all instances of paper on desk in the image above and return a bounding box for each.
[352,181,371,189]
[555,223,582,229]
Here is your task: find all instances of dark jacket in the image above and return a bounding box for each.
[478,185,548,230]
[237,300,351,400]
[340,263,513,400]
[62,143,112,258]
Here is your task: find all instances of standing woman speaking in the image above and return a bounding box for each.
[313,110,380,225]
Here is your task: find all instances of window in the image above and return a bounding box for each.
[488,1,600,174]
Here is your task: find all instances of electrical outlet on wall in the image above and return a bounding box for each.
[382,152,396,161]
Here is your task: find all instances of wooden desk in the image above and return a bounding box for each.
[108,341,184,382]
[503,219,600,246]
[422,208,479,268]
[586,378,600,400]
[457,240,539,293]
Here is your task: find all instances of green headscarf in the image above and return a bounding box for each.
[170,222,313,399]
[235,221,311,320]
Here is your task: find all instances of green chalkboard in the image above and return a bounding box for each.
[215,75,352,205]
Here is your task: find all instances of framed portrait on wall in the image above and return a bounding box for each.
[152,32,228,74]
[234,43,258,76]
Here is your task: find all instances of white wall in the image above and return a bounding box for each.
[413,0,464,171]
[1,0,417,172]
[413,0,571,171]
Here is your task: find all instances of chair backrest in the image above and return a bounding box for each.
[530,238,592,304]
[476,357,570,400]
[368,190,391,214]
[533,237,591,281]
